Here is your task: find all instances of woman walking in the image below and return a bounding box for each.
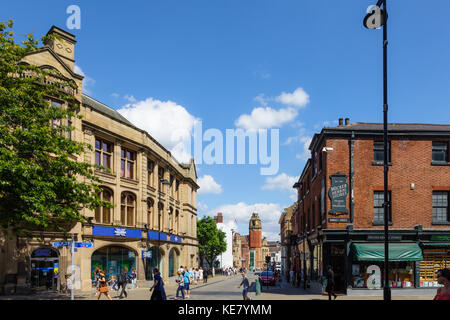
[199,267,204,284]
[149,268,166,300]
[130,268,137,289]
[97,270,112,300]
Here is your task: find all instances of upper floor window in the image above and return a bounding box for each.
[95,138,113,171]
[432,142,448,163]
[147,159,155,186]
[158,167,165,191]
[121,148,136,179]
[374,191,392,224]
[433,191,449,223]
[170,174,175,196]
[95,188,113,224]
[147,198,154,226]
[314,152,318,176]
[373,141,391,163]
[121,192,136,226]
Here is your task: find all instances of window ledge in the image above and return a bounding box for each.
[120,177,139,185]
[372,221,393,226]
[431,161,450,166]
[431,221,450,225]
[95,169,116,178]
[372,161,392,166]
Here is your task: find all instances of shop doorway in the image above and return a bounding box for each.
[30,248,59,291]
[328,244,346,293]
[91,246,136,284]
[144,246,161,280]
[168,248,179,277]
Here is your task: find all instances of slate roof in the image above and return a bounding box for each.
[82,94,135,127]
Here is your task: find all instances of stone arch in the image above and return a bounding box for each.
[168,247,180,277]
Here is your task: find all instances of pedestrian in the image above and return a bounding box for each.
[296,271,301,288]
[65,274,72,295]
[175,270,185,300]
[199,267,204,284]
[109,275,118,292]
[149,268,166,300]
[94,266,101,296]
[183,268,191,298]
[204,267,208,283]
[189,268,195,286]
[434,268,450,300]
[97,270,112,300]
[118,267,129,299]
[194,268,199,285]
[326,265,337,300]
[289,269,294,285]
[130,268,137,289]
[178,265,184,273]
[238,272,251,300]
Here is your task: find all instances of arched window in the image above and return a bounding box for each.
[95,188,113,224]
[147,198,154,227]
[168,207,174,232]
[121,192,136,226]
[175,210,179,234]
[158,202,164,230]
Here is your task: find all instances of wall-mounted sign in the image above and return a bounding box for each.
[328,172,349,215]
[367,235,402,241]
[92,226,142,238]
[431,235,450,241]
[328,218,350,223]
[142,250,152,259]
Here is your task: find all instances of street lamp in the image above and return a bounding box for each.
[363,0,391,301]
[157,178,170,275]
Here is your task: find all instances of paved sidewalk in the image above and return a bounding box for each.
[0,274,230,300]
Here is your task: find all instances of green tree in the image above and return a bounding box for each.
[0,20,110,235]
[197,216,227,269]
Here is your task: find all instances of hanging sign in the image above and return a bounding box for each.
[328,172,349,215]
[142,250,152,259]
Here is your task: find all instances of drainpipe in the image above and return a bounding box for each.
[349,131,355,223]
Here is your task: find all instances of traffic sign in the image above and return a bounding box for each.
[52,242,93,248]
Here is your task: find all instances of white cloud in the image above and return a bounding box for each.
[235,106,298,130]
[296,136,313,161]
[262,173,298,191]
[197,201,209,212]
[275,87,310,108]
[197,175,223,195]
[74,64,95,95]
[204,202,283,241]
[124,94,137,103]
[117,97,199,163]
[111,93,120,99]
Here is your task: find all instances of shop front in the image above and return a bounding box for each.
[351,243,423,289]
[91,245,137,283]
[419,236,450,288]
[30,247,59,291]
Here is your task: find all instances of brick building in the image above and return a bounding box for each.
[292,118,450,294]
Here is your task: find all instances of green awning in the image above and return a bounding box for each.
[353,243,423,261]
[422,242,450,247]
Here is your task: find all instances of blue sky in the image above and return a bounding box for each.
[3,0,450,240]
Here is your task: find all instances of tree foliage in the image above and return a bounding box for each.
[0,20,110,235]
[197,216,227,268]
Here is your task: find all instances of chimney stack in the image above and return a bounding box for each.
[338,118,343,126]
[345,118,350,126]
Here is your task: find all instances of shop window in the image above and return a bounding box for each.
[95,138,113,172]
[121,192,135,226]
[419,249,450,287]
[373,191,392,224]
[432,191,449,223]
[95,188,113,224]
[373,141,391,163]
[351,261,415,289]
[121,148,136,179]
[432,141,448,163]
[91,246,136,282]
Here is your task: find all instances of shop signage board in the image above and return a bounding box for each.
[367,235,402,241]
[328,218,350,223]
[142,250,152,259]
[92,226,142,238]
[328,172,349,215]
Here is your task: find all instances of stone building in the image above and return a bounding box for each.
[279,203,296,275]
[291,118,450,295]
[0,26,199,294]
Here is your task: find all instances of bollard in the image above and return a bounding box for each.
[255,278,261,296]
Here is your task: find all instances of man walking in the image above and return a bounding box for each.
[203,267,208,283]
[118,267,129,299]
[238,272,251,300]
[326,265,337,300]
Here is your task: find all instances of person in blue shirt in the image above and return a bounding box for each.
[183,269,191,299]
[238,272,251,300]
[149,268,166,300]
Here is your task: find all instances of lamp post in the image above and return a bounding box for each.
[363,0,391,300]
[158,179,170,275]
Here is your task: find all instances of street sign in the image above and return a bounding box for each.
[363,5,387,29]
[52,242,93,248]
[142,250,152,259]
